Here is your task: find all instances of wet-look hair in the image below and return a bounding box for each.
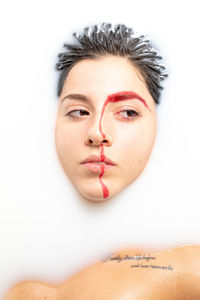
[56,23,168,104]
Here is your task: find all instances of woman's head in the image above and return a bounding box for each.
[56,23,167,104]
[55,23,167,202]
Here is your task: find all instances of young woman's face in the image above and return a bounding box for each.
[55,55,157,202]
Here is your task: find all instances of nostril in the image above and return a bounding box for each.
[87,138,109,145]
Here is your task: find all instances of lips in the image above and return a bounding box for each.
[80,155,116,173]
[81,155,116,165]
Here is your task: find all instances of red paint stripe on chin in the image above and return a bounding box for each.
[99,131,109,198]
[99,175,109,198]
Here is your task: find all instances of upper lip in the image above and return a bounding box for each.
[80,155,116,166]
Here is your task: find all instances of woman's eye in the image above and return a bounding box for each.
[118,110,139,119]
[66,109,89,118]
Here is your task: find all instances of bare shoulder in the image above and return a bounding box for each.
[5,281,57,300]
[179,244,200,256]
[4,245,200,300]
[165,244,200,270]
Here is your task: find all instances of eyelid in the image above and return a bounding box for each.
[64,104,90,113]
[65,108,90,119]
[114,105,141,115]
[119,110,139,116]
[113,107,141,121]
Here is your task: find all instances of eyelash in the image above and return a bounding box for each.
[65,109,139,120]
[118,110,139,119]
[65,110,89,118]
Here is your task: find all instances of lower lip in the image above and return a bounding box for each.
[81,162,115,173]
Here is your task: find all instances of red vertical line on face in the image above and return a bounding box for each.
[99,143,109,198]
[98,91,150,199]
[100,143,105,162]
[99,176,109,198]
[98,100,110,199]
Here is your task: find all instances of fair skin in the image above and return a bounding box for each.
[5,56,200,300]
[5,245,200,299]
[55,55,157,202]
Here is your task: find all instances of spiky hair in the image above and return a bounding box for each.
[56,23,168,104]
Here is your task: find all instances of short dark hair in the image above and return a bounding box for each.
[55,23,168,104]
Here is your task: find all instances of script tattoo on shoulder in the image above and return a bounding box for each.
[131,264,173,270]
[102,254,156,263]
[102,254,173,271]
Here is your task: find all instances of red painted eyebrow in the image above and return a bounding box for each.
[106,91,151,111]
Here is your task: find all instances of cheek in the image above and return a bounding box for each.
[117,120,156,166]
[55,121,82,161]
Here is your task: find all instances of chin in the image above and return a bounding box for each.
[71,175,127,202]
[74,181,113,202]
[79,189,111,202]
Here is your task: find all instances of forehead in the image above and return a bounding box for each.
[60,55,155,109]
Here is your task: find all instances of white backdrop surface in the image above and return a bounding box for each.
[0,0,200,298]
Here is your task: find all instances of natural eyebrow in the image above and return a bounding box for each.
[61,93,88,103]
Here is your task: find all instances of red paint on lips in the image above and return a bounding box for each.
[81,154,116,176]
[81,154,116,165]
[82,162,114,173]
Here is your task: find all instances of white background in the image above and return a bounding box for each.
[0,0,200,298]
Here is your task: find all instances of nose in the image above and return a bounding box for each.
[85,117,113,147]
